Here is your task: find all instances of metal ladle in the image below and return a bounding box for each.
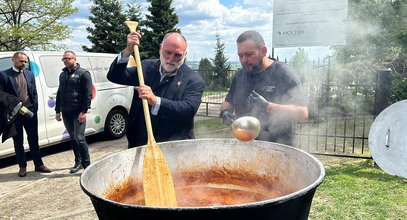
[231,116,261,142]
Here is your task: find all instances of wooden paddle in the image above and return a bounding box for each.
[125,21,177,207]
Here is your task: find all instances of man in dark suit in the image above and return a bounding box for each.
[107,31,205,148]
[0,52,51,177]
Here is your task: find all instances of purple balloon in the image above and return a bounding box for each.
[48,99,56,108]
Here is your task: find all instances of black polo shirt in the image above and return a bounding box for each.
[225,61,308,145]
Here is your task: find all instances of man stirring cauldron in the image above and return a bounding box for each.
[107,30,204,148]
[220,30,308,146]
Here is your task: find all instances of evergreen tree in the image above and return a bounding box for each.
[83,0,128,53]
[142,0,180,59]
[211,33,231,90]
[125,0,143,24]
[198,58,214,89]
[123,0,144,54]
[0,0,77,51]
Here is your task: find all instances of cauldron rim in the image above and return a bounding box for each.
[80,138,325,210]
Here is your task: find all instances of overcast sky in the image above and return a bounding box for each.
[61,0,331,62]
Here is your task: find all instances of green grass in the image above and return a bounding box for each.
[195,118,232,138]
[194,118,407,220]
[310,160,406,220]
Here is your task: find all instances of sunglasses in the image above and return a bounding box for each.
[62,57,74,61]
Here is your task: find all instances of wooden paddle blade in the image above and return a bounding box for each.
[143,142,177,207]
[125,21,138,32]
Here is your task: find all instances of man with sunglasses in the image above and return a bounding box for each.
[55,50,92,173]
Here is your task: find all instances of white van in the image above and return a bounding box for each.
[0,52,133,158]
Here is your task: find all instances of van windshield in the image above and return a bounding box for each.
[0,56,31,72]
[0,57,13,71]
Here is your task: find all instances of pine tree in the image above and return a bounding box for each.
[141,0,180,59]
[123,0,144,53]
[83,0,128,53]
[211,33,231,90]
[198,58,214,89]
[125,0,143,24]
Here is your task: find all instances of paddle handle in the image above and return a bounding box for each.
[125,21,155,144]
[135,46,155,143]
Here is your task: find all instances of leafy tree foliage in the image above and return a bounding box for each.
[332,0,407,106]
[211,33,231,90]
[83,0,143,53]
[0,0,77,51]
[141,0,180,59]
[289,48,309,72]
[333,0,407,65]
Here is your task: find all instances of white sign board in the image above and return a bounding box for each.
[272,0,348,48]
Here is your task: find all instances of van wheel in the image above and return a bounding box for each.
[105,109,127,139]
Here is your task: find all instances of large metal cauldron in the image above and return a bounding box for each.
[80,139,325,220]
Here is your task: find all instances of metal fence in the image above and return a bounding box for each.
[195,59,404,158]
[293,59,376,158]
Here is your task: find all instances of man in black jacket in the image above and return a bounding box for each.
[55,51,92,173]
[0,52,51,177]
[107,31,204,148]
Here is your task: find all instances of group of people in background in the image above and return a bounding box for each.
[0,51,92,177]
[0,29,308,177]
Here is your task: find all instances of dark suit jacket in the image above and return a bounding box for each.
[0,90,20,142]
[0,68,38,112]
[0,68,38,142]
[107,58,205,147]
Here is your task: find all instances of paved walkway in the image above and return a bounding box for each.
[0,135,128,220]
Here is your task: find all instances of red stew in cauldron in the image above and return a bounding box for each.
[104,168,292,207]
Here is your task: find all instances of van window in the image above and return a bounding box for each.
[88,57,115,83]
[76,56,92,74]
[0,57,12,71]
[40,56,65,88]
[40,55,93,88]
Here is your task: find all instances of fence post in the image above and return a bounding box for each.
[375,69,391,116]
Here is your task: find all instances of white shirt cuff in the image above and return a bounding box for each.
[151,97,161,115]
[117,51,129,64]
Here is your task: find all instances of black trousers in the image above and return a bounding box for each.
[12,113,44,168]
[62,111,90,168]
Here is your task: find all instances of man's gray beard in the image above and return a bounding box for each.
[160,54,184,73]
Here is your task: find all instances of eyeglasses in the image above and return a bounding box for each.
[61,57,74,61]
